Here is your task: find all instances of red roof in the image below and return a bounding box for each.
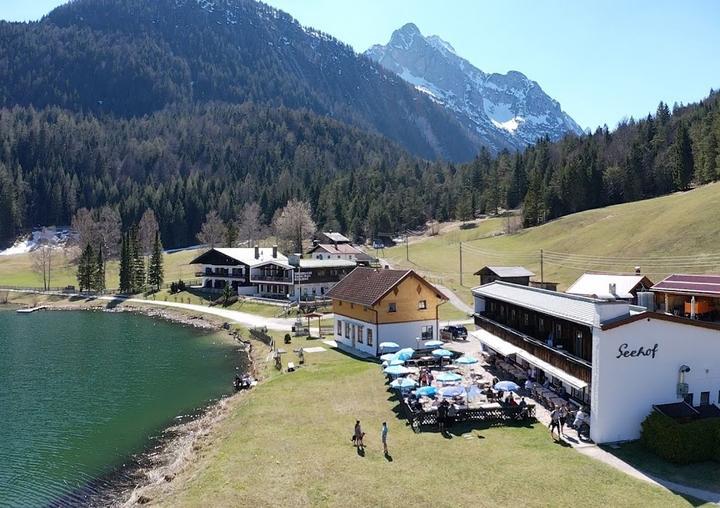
[651,274,720,297]
[327,267,446,306]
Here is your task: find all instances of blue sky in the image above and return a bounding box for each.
[3,0,719,130]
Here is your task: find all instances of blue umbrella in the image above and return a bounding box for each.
[423,340,444,348]
[390,377,418,390]
[389,359,405,366]
[441,386,465,398]
[380,353,396,361]
[455,355,479,365]
[436,372,463,382]
[494,380,520,392]
[432,348,453,358]
[415,386,437,397]
[395,348,415,361]
[384,365,411,376]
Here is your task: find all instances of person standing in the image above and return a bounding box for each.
[558,404,568,438]
[353,420,364,449]
[549,406,561,441]
[381,422,389,455]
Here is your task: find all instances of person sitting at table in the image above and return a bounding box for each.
[505,393,517,406]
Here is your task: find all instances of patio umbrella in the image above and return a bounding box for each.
[395,348,415,361]
[379,342,400,351]
[415,386,437,397]
[423,340,444,348]
[384,365,411,376]
[389,359,405,366]
[380,353,396,361]
[432,348,453,358]
[494,380,520,392]
[390,377,418,390]
[440,386,465,398]
[436,372,463,383]
[455,355,479,365]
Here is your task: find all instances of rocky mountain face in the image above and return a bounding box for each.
[366,23,583,153]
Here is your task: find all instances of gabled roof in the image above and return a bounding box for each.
[651,274,720,297]
[321,232,351,243]
[473,281,628,327]
[473,266,535,278]
[327,267,446,306]
[190,247,288,268]
[298,259,357,269]
[308,243,363,255]
[566,273,653,300]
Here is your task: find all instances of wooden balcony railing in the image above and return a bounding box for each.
[475,314,592,383]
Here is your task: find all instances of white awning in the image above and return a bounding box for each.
[470,329,521,357]
[516,350,588,390]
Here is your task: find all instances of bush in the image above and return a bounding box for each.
[641,411,720,464]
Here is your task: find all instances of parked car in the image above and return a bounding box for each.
[440,325,468,341]
[372,239,385,249]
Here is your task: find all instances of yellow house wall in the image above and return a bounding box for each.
[331,273,446,324]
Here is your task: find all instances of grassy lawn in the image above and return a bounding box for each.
[157,334,699,507]
[438,301,472,323]
[0,248,202,289]
[604,441,720,494]
[382,182,720,302]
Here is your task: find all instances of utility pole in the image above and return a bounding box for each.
[459,241,463,287]
[540,249,544,283]
[405,234,409,261]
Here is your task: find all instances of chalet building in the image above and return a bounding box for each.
[651,274,720,320]
[190,247,356,300]
[327,267,448,356]
[316,231,352,244]
[307,242,363,260]
[472,281,720,443]
[566,273,653,304]
[474,266,535,286]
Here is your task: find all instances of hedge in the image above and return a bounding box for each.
[640,411,720,464]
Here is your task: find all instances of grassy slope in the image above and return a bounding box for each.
[383,182,720,303]
[159,334,697,508]
[0,248,202,288]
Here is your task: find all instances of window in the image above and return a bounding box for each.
[344,322,350,339]
[367,328,373,346]
[523,313,529,326]
[418,300,427,310]
[337,320,342,335]
[356,325,362,343]
[574,331,583,357]
[421,325,434,340]
[684,393,694,406]
[388,302,397,313]
[701,391,710,406]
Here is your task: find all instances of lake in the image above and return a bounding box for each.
[0,309,240,507]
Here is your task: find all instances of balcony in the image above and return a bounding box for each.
[250,272,293,284]
[196,270,246,280]
[475,314,592,383]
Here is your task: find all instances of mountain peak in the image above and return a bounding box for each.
[365,24,583,152]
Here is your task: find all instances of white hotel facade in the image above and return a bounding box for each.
[472,281,720,443]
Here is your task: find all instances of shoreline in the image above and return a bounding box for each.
[2,297,269,507]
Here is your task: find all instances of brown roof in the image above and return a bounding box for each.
[327,267,446,306]
[651,274,720,297]
[308,243,362,255]
[601,311,720,332]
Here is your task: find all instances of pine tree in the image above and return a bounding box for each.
[77,244,95,292]
[130,227,145,292]
[148,231,164,291]
[93,248,105,292]
[119,233,132,294]
[671,122,694,190]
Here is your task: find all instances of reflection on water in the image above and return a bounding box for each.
[0,310,238,507]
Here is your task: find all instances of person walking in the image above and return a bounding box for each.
[549,405,561,441]
[353,420,364,449]
[558,404,568,438]
[381,422,389,455]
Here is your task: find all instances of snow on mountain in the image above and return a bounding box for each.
[365,23,583,153]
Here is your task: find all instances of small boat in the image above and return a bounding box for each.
[16,306,47,314]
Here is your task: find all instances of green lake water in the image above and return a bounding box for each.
[0,309,240,507]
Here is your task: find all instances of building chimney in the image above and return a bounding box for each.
[384,265,390,270]
[635,266,641,275]
[254,245,260,259]
[272,245,278,258]
[609,283,617,295]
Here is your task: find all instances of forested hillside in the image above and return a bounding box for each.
[0,0,479,161]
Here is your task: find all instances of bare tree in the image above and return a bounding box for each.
[272,200,316,254]
[197,210,227,248]
[235,202,265,247]
[31,227,58,290]
[138,209,160,256]
[71,208,98,250]
[97,206,122,259]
